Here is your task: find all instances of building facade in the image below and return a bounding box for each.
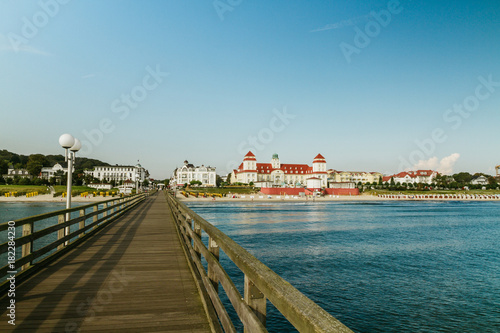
[231,152,328,188]
[85,163,147,184]
[40,163,70,180]
[328,170,383,184]
[3,168,31,180]
[383,170,438,184]
[471,175,489,185]
[171,161,217,187]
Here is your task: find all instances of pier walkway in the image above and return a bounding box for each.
[0,193,212,332]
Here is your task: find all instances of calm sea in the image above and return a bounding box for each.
[186,201,500,333]
[0,202,97,270]
[1,201,499,332]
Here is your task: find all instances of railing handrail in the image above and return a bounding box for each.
[166,191,353,333]
[0,193,144,231]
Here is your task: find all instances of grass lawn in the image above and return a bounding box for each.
[0,185,51,195]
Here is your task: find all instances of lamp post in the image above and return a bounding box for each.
[59,134,81,244]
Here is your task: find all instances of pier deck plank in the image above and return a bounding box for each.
[0,193,212,332]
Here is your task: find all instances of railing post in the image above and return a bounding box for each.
[93,205,98,230]
[21,222,32,271]
[208,236,219,292]
[57,214,65,250]
[184,214,193,245]
[193,222,202,259]
[244,275,267,331]
[102,202,108,222]
[79,208,85,238]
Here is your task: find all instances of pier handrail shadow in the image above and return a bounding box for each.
[166,191,353,333]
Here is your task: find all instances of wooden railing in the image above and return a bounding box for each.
[0,193,148,293]
[166,192,353,333]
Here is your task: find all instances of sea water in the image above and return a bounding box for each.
[187,200,500,332]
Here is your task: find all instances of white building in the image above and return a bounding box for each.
[171,161,217,187]
[383,170,438,184]
[471,175,488,185]
[3,168,31,180]
[40,163,70,180]
[85,163,147,184]
[231,152,328,188]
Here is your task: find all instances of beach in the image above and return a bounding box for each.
[176,193,500,202]
[0,193,113,203]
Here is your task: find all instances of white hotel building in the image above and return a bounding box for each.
[231,152,328,188]
[85,163,147,184]
[171,161,217,187]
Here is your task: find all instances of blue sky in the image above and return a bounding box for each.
[1,0,499,179]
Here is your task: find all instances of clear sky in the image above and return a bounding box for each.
[1,0,499,179]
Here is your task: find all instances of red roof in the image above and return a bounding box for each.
[245,151,255,157]
[314,153,325,159]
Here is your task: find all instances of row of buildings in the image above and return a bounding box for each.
[3,163,147,185]
[169,151,443,190]
[3,164,73,181]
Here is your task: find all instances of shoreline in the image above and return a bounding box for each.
[0,193,114,203]
[176,193,500,203]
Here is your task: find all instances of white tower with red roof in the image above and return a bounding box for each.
[243,151,257,171]
[312,154,327,187]
[312,154,327,173]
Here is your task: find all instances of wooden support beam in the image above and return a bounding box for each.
[244,275,267,332]
[208,236,219,292]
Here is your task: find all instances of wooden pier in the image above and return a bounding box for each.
[0,194,212,332]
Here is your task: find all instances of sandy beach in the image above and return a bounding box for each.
[176,193,500,202]
[0,193,114,203]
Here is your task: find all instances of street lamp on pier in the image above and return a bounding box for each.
[59,134,81,244]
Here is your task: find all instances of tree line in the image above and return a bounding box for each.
[0,149,109,186]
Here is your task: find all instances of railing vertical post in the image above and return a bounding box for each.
[208,236,219,292]
[193,222,202,259]
[57,214,65,250]
[79,208,85,238]
[21,222,32,271]
[244,275,267,331]
[185,214,193,245]
[102,202,108,222]
[93,205,98,230]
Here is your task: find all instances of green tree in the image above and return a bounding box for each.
[453,172,473,184]
[0,160,8,175]
[216,175,223,187]
[18,177,32,185]
[26,154,49,178]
